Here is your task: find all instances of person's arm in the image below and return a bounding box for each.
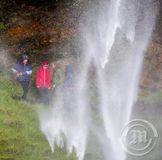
[36,69,41,88]
[11,68,18,73]
[47,70,52,89]
[11,64,22,77]
[26,70,32,75]
[11,64,18,74]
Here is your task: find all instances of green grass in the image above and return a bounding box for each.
[1,72,161,160]
[0,73,76,160]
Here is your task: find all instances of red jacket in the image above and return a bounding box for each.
[36,63,51,88]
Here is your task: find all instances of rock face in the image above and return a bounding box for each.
[140,42,162,91]
[140,11,162,91]
[0,0,162,91]
[2,3,77,61]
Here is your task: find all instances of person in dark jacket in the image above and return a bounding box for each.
[11,54,32,100]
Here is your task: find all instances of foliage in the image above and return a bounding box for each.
[0,23,7,30]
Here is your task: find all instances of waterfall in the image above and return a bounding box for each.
[38,0,158,160]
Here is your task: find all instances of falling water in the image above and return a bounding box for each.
[38,0,158,160]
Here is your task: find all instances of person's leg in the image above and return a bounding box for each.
[43,87,49,104]
[38,87,49,104]
[20,81,29,100]
[38,87,44,103]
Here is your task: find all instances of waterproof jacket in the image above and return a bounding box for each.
[36,65,51,88]
[11,63,32,82]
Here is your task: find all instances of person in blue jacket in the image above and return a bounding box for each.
[63,64,74,89]
[11,54,32,100]
[62,64,76,110]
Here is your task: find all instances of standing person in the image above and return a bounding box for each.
[52,62,64,90]
[63,64,74,89]
[35,61,52,104]
[63,64,75,110]
[11,54,32,101]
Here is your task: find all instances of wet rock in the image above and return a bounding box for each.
[140,41,162,91]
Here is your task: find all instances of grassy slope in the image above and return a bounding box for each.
[1,73,162,160]
[0,73,76,160]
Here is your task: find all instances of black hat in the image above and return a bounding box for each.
[21,54,29,60]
